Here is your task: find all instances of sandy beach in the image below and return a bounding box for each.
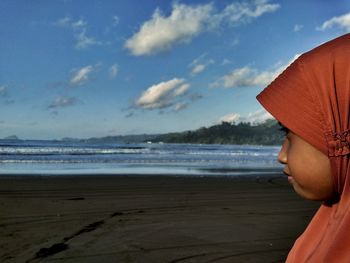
[0,174,319,263]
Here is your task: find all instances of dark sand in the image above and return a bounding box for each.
[0,174,319,263]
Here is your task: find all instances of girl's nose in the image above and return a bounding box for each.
[278,139,288,164]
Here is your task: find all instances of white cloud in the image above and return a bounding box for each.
[135,78,188,109]
[71,19,87,30]
[231,38,240,46]
[294,24,303,32]
[125,1,279,56]
[221,66,272,88]
[317,12,350,32]
[54,16,71,27]
[212,54,300,88]
[219,113,241,123]
[125,3,212,56]
[191,64,206,75]
[218,109,273,125]
[112,15,120,26]
[174,102,188,112]
[48,96,78,109]
[0,85,14,104]
[0,85,8,96]
[242,109,273,123]
[189,54,214,75]
[174,83,190,96]
[74,29,102,50]
[109,64,119,78]
[54,16,102,50]
[221,59,232,65]
[213,0,280,27]
[70,65,94,86]
[54,16,86,30]
[133,78,201,115]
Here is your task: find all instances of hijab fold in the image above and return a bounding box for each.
[257,34,350,262]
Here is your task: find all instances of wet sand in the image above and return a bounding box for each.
[0,174,319,263]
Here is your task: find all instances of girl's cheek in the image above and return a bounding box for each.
[287,144,308,184]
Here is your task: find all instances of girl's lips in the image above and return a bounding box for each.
[283,170,290,177]
[283,171,293,183]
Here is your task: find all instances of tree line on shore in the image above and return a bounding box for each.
[81,119,284,145]
[154,119,284,145]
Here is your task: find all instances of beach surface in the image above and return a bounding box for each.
[0,174,319,263]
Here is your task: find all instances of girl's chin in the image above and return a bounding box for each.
[287,176,294,183]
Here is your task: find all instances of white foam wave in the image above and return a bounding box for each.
[0,146,150,155]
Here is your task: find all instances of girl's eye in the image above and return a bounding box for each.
[278,122,289,136]
[279,126,289,135]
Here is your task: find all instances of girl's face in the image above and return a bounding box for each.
[278,130,334,201]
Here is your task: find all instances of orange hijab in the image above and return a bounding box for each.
[257,34,350,262]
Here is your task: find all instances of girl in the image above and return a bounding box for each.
[257,34,350,262]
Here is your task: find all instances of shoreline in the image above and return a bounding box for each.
[0,167,283,178]
[0,173,319,262]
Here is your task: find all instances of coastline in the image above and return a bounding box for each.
[0,174,319,262]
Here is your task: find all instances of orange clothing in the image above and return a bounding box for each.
[257,34,350,262]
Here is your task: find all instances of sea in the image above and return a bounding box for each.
[0,140,283,176]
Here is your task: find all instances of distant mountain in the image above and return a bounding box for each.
[153,119,284,145]
[61,137,81,142]
[3,135,20,140]
[79,119,284,145]
[81,134,161,144]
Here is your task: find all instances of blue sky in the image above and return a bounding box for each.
[0,0,349,140]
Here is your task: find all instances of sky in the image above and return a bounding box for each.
[1,0,350,140]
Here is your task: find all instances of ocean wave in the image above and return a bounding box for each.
[0,143,281,175]
[0,147,278,158]
[0,146,150,155]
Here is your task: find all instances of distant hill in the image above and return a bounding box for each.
[80,119,284,145]
[154,119,284,145]
[80,134,161,144]
[61,137,81,142]
[3,135,20,140]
